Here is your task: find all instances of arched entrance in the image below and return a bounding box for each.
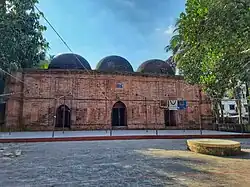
[164,109,176,126]
[112,101,127,127]
[56,105,71,128]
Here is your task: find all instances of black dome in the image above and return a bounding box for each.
[137,59,175,75]
[48,53,91,70]
[96,55,134,72]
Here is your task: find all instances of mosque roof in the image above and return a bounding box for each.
[137,59,175,75]
[48,53,91,70]
[96,55,134,72]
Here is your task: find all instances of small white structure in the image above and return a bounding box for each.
[220,84,249,119]
[221,100,248,117]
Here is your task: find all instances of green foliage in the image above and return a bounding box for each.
[225,89,234,99]
[0,0,49,74]
[165,19,183,56]
[165,35,181,54]
[38,60,49,69]
[37,55,55,69]
[165,19,185,65]
[37,54,54,69]
[167,0,250,99]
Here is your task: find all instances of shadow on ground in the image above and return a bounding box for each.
[1,139,250,186]
[136,147,250,186]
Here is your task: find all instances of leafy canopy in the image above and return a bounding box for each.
[169,0,250,98]
[0,0,49,74]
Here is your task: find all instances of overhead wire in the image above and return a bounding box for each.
[0,6,49,97]
[1,4,166,132]
[0,3,195,136]
[34,5,91,74]
[35,4,115,132]
[0,67,32,97]
[35,5,110,96]
[0,5,82,93]
[0,4,110,113]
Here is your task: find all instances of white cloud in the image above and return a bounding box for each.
[164,25,175,35]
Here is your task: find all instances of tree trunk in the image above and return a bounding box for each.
[246,82,250,124]
[212,99,220,130]
[235,86,243,132]
[236,99,243,133]
[219,100,224,124]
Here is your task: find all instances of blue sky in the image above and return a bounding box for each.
[38,0,185,70]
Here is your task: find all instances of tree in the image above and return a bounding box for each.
[178,0,250,86]
[165,19,186,75]
[0,0,49,75]
[38,60,49,69]
[48,54,55,61]
[167,0,250,125]
[37,54,54,69]
[165,24,183,57]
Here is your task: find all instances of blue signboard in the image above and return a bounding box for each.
[116,83,124,88]
[177,100,187,110]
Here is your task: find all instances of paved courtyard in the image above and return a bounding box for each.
[1,139,250,187]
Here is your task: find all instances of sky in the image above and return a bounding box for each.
[37,0,186,70]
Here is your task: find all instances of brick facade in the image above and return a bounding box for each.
[4,69,213,131]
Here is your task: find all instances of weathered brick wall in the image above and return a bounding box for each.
[5,72,24,130]
[5,70,212,131]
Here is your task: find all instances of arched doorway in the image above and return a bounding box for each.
[164,109,176,126]
[112,101,127,127]
[0,103,5,126]
[56,105,71,128]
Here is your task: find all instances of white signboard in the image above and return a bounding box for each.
[168,100,178,110]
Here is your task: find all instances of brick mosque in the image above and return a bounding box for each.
[3,53,212,131]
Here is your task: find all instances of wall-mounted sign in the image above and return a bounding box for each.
[177,100,187,110]
[116,83,123,89]
[168,100,178,110]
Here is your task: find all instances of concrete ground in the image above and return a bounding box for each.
[0,130,240,139]
[1,139,250,187]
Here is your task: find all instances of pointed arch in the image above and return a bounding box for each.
[56,105,71,128]
[112,101,127,127]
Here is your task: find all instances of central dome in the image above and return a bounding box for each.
[137,59,175,75]
[96,55,134,72]
[48,53,91,70]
